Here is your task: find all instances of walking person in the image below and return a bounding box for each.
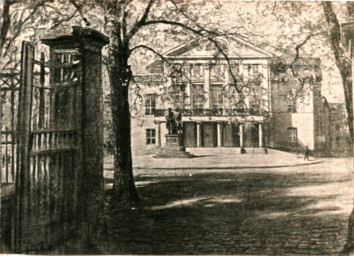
[304,146,310,161]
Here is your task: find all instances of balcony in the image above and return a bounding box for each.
[153,108,265,117]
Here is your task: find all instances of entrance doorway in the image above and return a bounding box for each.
[223,124,240,147]
[202,123,217,147]
[244,123,259,147]
[183,122,197,147]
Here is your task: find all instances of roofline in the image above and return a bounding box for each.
[162,39,198,56]
[226,35,273,57]
[162,36,274,58]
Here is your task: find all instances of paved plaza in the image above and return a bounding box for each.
[99,150,353,255]
[105,148,323,173]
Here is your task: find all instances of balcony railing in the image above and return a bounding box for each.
[133,75,165,84]
[153,108,265,117]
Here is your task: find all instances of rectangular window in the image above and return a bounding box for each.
[211,84,223,109]
[229,64,241,81]
[248,64,259,76]
[228,86,240,108]
[146,129,156,145]
[287,102,297,113]
[145,94,157,115]
[210,64,224,83]
[170,85,184,109]
[287,127,297,143]
[191,64,204,82]
[191,84,204,110]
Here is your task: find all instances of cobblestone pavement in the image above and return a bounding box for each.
[98,158,353,255]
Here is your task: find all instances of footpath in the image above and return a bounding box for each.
[105,148,322,171]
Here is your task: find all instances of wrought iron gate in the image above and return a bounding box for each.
[14,41,83,252]
[5,27,108,253]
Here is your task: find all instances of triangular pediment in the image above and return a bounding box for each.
[164,36,273,59]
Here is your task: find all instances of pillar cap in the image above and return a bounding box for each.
[41,26,109,47]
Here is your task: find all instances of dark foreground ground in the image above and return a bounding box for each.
[81,158,352,255]
[3,155,352,255]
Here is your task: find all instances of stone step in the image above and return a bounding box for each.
[154,151,194,158]
[154,154,194,158]
[187,147,268,155]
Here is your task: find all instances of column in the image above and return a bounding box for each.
[154,121,162,147]
[224,64,230,110]
[239,124,244,147]
[259,123,263,147]
[204,64,210,109]
[186,82,191,108]
[217,122,223,147]
[196,121,202,147]
[262,64,269,113]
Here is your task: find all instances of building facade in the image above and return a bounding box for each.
[130,37,333,156]
[269,58,331,156]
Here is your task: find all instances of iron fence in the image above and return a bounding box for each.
[1,70,20,184]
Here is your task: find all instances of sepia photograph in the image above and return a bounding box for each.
[0,0,354,255]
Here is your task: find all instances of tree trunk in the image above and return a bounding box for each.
[0,0,12,53]
[323,2,354,254]
[323,2,353,147]
[108,46,139,204]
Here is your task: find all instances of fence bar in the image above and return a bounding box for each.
[11,79,16,182]
[6,127,9,183]
[38,53,45,129]
[11,71,16,183]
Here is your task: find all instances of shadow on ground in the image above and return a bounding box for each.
[92,170,351,255]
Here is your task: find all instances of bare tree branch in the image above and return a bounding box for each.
[68,0,90,25]
[2,0,50,57]
[289,32,321,98]
[0,0,17,53]
[126,0,154,41]
[168,0,219,37]
[129,44,170,64]
[140,19,248,93]
[121,0,134,41]
[49,9,80,30]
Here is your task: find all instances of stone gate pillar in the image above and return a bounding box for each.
[42,26,109,240]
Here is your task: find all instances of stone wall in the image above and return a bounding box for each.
[313,88,331,157]
[329,103,352,157]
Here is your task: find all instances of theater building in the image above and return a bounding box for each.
[129,37,331,156]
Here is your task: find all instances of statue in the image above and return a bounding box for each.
[165,108,176,134]
[156,108,193,158]
[175,108,183,134]
[165,108,183,134]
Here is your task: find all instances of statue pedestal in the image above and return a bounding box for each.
[154,134,194,158]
